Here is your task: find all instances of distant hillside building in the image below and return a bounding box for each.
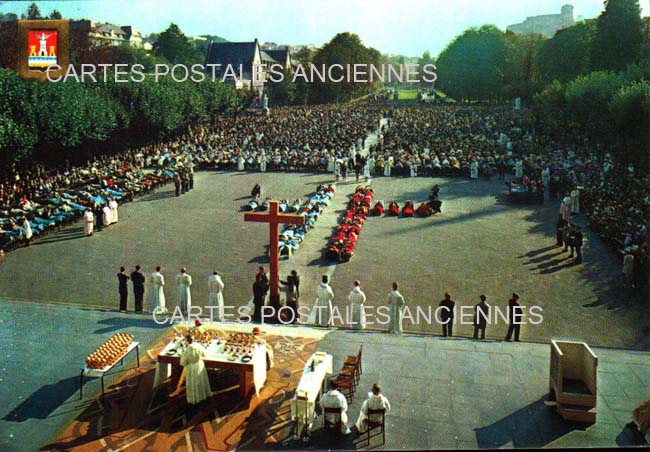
[72,20,144,48]
[205,39,292,93]
[507,4,575,38]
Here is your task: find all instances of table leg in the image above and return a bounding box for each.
[79,369,84,400]
[170,363,182,389]
[239,369,253,398]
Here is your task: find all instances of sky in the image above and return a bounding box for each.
[2,0,649,56]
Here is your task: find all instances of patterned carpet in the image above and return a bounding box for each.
[43,327,321,451]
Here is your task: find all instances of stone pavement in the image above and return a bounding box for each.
[280,330,650,450]
[0,300,166,452]
[0,171,647,349]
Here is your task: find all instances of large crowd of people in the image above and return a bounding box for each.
[1,100,647,295]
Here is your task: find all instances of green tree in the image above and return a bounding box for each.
[49,9,63,20]
[536,21,595,85]
[435,25,506,101]
[416,50,435,85]
[308,32,382,103]
[153,23,202,65]
[609,80,650,170]
[591,0,643,72]
[25,2,43,20]
[502,32,544,100]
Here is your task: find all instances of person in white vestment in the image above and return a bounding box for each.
[176,268,192,313]
[150,266,167,313]
[102,204,112,227]
[22,217,33,246]
[109,198,119,223]
[470,160,479,179]
[348,280,366,330]
[387,282,405,334]
[237,155,245,171]
[514,159,523,179]
[356,384,391,433]
[180,335,212,405]
[384,157,392,176]
[207,271,225,320]
[260,153,267,172]
[320,380,351,434]
[570,188,580,214]
[309,275,334,326]
[83,209,94,236]
[561,193,572,219]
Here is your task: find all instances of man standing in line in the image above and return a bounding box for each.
[505,292,522,342]
[555,214,566,247]
[208,271,225,321]
[117,266,129,312]
[309,275,335,327]
[348,280,367,330]
[387,282,405,334]
[176,268,192,314]
[563,222,573,253]
[109,198,119,223]
[439,292,456,337]
[130,265,146,313]
[473,295,490,340]
[573,225,584,264]
[570,187,580,215]
[151,266,167,314]
[623,249,635,292]
[83,208,94,236]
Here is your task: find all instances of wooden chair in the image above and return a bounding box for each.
[323,407,342,434]
[331,374,355,400]
[343,344,363,383]
[338,366,357,393]
[366,408,386,445]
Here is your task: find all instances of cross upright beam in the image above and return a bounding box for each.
[244,200,305,316]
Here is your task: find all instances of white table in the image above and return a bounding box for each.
[290,352,333,439]
[79,341,140,399]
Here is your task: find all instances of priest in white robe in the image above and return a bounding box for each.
[109,198,119,223]
[237,155,245,171]
[356,384,391,433]
[207,271,225,321]
[387,282,405,334]
[102,205,112,226]
[150,266,167,313]
[514,159,523,178]
[259,153,267,172]
[320,380,351,434]
[384,157,392,176]
[180,335,212,405]
[83,209,94,236]
[470,160,479,179]
[348,280,366,330]
[308,275,334,326]
[176,268,192,313]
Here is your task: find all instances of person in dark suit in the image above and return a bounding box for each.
[473,295,490,339]
[95,203,103,232]
[252,273,268,323]
[505,293,522,342]
[555,215,566,247]
[439,292,455,337]
[117,266,129,311]
[280,269,300,324]
[130,265,146,312]
[573,226,584,263]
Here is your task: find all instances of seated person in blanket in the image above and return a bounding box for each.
[402,201,415,217]
[417,202,434,217]
[387,201,400,216]
[370,201,384,216]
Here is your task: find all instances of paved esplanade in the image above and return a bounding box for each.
[0,169,647,348]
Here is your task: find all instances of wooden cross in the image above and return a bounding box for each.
[244,200,305,314]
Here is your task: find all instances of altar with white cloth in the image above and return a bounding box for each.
[154,337,268,398]
[290,352,334,439]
